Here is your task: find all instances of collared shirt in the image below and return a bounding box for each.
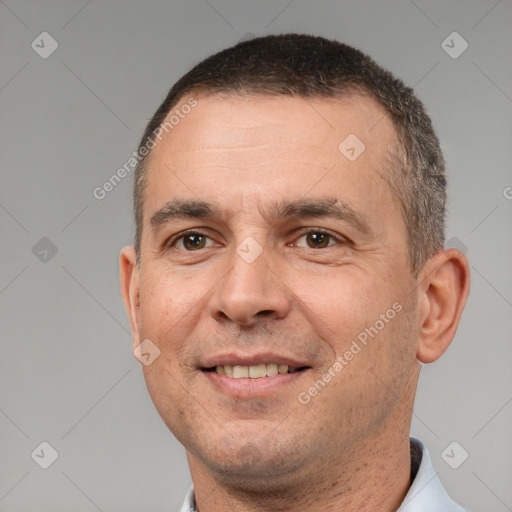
[179,438,467,512]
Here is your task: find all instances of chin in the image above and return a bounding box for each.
[191,433,312,491]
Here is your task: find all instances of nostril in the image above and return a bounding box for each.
[256,310,275,317]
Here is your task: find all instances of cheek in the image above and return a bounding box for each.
[137,268,200,338]
[338,295,418,400]
[136,273,199,396]
[302,299,418,440]
[289,266,400,351]
[137,273,201,438]
[294,266,417,401]
[142,364,194,444]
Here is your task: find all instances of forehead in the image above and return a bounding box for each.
[154,92,394,162]
[143,93,401,227]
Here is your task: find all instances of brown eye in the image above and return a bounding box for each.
[182,234,207,250]
[168,230,217,252]
[305,232,332,248]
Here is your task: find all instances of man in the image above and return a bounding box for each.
[120,34,470,511]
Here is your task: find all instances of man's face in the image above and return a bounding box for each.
[128,94,421,485]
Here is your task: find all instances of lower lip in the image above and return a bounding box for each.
[202,370,308,398]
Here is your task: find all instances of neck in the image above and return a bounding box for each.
[188,373,418,512]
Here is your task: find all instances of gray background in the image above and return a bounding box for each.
[1,0,511,511]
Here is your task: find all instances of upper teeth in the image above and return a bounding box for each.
[216,364,295,378]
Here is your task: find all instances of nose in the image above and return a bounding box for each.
[208,241,292,326]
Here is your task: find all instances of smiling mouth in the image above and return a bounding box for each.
[203,364,311,379]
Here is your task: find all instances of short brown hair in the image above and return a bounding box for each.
[133,33,446,273]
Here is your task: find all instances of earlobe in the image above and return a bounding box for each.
[120,246,141,350]
[416,248,470,364]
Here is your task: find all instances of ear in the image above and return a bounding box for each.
[120,246,141,351]
[416,248,470,363]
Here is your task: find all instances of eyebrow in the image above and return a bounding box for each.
[149,197,372,236]
[150,199,220,228]
[276,198,372,235]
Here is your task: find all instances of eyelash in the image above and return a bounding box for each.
[290,228,343,248]
[166,228,347,250]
